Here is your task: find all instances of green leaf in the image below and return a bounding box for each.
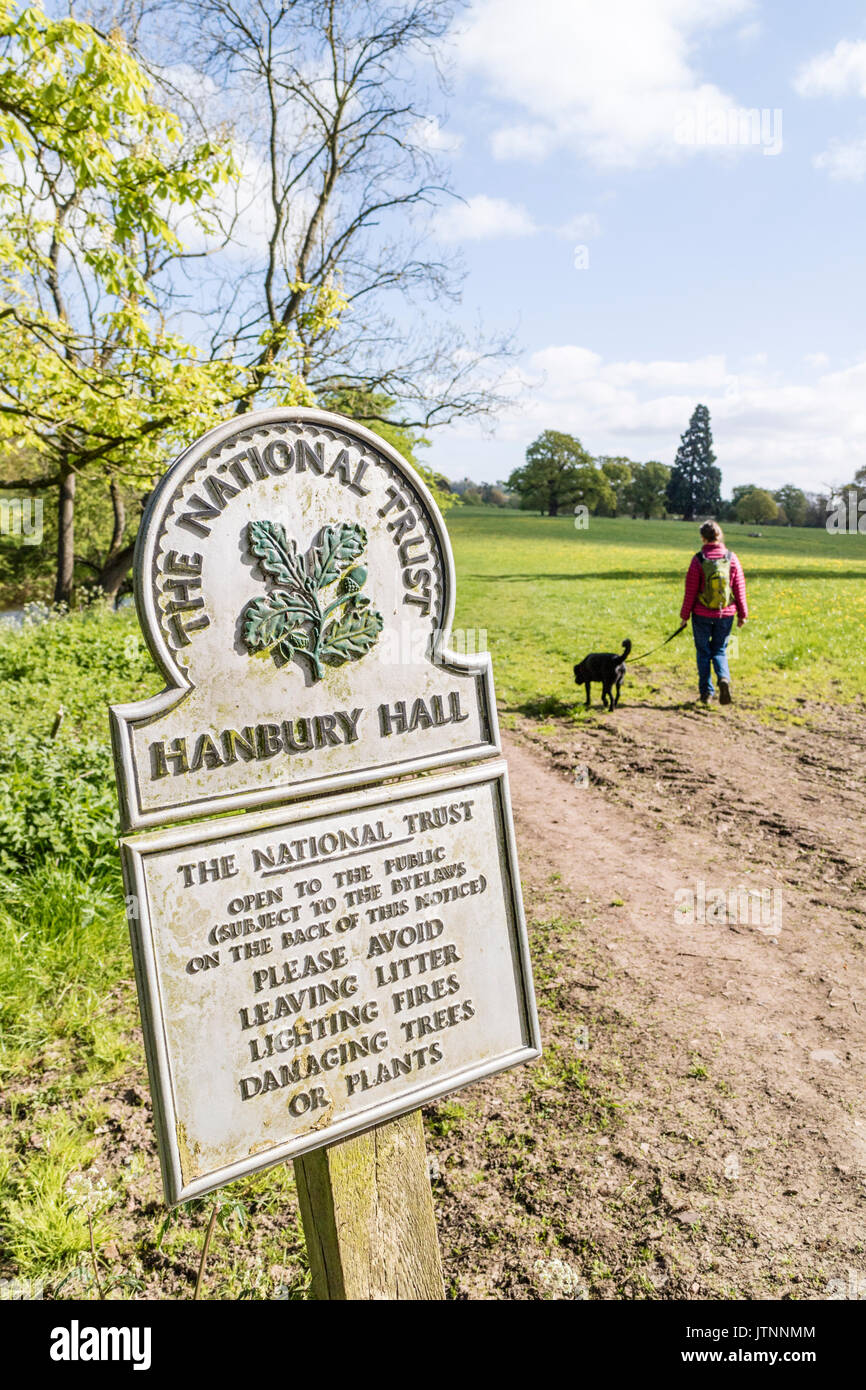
[320,603,383,664]
[242,594,307,650]
[247,521,306,589]
[276,630,309,662]
[307,523,366,590]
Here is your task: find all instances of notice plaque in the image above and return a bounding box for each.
[120,761,539,1202]
[111,407,498,830]
[112,406,540,1208]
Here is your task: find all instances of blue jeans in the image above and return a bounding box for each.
[691,614,734,698]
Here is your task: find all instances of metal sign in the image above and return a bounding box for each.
[120,762,538,1203]
[111,408,540,1205]
[111,408,498,831]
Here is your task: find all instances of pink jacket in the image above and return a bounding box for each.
[681,542,748,621]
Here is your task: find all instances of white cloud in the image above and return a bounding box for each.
[491,124,558,163]
[737,21,763,44]
[794,39,866,179]
[433,194,537,241]
[531,346,733,394]
[556,212,602,240]
[426,197,602,244]
[156,62,223,115]
[813,133,866,181]
[409,117,465,153]
[455,0,753,168]
[804,352,830,368]
[794,39,866,99]
[452,344,866,491]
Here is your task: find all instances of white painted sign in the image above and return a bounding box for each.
[121,762,539,1203]
[111,408,539,1205]
[111,408,498,830]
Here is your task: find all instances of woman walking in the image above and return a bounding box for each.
[680,520,748,705]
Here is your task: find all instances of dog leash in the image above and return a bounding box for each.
[629,622,689,663]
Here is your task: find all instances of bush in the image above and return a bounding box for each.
[0,733,119,873]
[0,605,158,872]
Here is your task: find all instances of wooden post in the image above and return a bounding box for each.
[294,1109,445,1300]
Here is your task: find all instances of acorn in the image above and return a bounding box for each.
[339,565,367,595]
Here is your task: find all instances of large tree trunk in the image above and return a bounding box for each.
[95,483,139,600]
[54,465,75,605]
[97,542,137,601]
[107,480,124,556]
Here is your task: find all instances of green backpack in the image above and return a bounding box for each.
[696,549,733,610]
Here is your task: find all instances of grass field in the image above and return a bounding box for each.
[0,508,864,1298]
[448,510,866,717]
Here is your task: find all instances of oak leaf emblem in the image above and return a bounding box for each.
[241,520,383,682]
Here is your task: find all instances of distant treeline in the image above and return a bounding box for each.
[451,466,857,528]
[447,478,521,508]
[459,409,864,527]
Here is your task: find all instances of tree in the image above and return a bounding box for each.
[480,484,507,507]
[0,1,256,601]
[735,487,779,524]
[597,456,634,516]
[627,460,670,519]
[2,1,513,601]
[141,0,511,429]
[578,466,617,516]
[507,431,595,516]
[804,490,833,527]
[320,385,452,510]
[666,404,721,520]
[773,485,808,528]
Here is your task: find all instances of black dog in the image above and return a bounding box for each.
[573,639,631,709]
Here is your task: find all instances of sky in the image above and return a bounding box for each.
[416,0,866,495]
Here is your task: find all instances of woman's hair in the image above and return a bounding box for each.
[700,520,724,544]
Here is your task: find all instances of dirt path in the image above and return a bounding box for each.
[429,702,866,1300]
